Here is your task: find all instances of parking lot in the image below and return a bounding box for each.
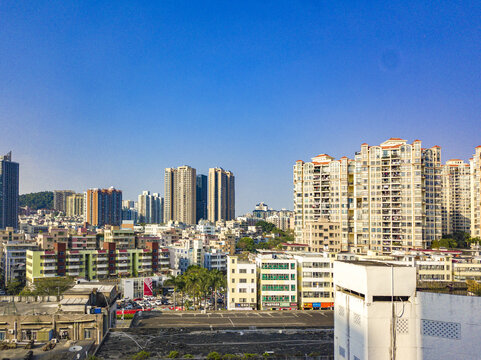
[96,311,334,359]
[135,310,333,328]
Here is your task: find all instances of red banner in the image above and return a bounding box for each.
[143,277,153,297]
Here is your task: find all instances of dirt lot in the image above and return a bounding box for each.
[96,311,334,359]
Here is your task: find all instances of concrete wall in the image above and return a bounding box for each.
[0,295,61,302]
[418,292,481,360]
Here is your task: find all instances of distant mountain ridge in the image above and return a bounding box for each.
[19,191,53,210]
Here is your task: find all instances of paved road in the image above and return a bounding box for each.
[135,310,334,328]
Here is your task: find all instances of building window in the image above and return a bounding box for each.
[0,331,5,340]
[84,328,93,339]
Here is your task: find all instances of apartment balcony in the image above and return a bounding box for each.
[43,265,56,271]
[117,256,129,261]
[67,264,82,269]
[96,263,108,268]
[67,271,80,276]
[43,273,57,278]
[97,270,108,275]
[42,258,57,263]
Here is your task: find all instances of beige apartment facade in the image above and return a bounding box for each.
[441,159,471,235]
[208,168,235,222]
[294,253,334,310]
[294,154,354,251]
[294,138,443,254]
[164,166,196,225]
[471,146,481,239]
[227,255,257,310]
[302,220,341,253]
[66,193,84,217]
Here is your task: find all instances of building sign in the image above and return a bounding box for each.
[143,277,153,297]
[312,302,321,308]
[235,303,256,308]
[263,302,280,307]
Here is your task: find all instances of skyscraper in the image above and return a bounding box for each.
[470,146,481,239]
[164,166,196,224]
[53,190,75,212]
[85,187,122,227]
[208,168,235,222]
[441,159,471,235]
[137,191,163,224]
[0,152,19,229]
[294,138,443,253]
[66,193,85,217]
[196,175,207,223]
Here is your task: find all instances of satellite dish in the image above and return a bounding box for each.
[69,345,83,352]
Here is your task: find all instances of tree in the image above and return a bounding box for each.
[431,238,457,249]
[255,221,276,233]
[6,280,24,295]
[466,280,481,296]
[19,191,54,210]
[164,274,186,309]
[33,277,74,296]
[237,237,255,252]
[209,269,226,311]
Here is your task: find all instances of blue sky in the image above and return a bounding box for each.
[1,1,480,214]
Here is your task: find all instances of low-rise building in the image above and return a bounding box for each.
[256,251,297,310]
[1,241,38,287]
[334,259,481,360]
[204,249,227,271]
[302,220,341,253]
[36,228,69,250]
[227,255,257,310]
[294,253,334,310]
[0,283,117,345]
[103,228,135,249]
[26,242,162,284]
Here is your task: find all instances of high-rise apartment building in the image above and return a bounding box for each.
[196,175,208,223]
[208,168,235,223]
[0,152,19,229]
[471,146,481,239]
[164,166,196,225]
[53,190,75,212]
[85,187,122,227]
[66,193,85,217]
[441,159,471,235]
[294,138,443,253]
[137,191,163,224]
[294,154,354,250]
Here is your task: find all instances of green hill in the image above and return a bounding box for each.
[19,191,54,210]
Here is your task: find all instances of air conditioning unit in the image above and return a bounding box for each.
[8,329,14,334]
